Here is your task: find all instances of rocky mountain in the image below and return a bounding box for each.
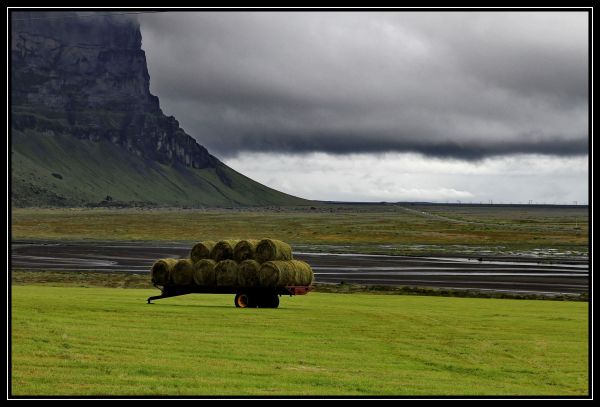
[11,11,307,207]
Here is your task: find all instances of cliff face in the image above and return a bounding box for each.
[10,11,307,207]
[11,11,216,170]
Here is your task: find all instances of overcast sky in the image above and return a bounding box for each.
[138,11,589,203]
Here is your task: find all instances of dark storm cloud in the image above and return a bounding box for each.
[138,12,588,159]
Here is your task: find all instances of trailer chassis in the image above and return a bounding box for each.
[147,284,312,308]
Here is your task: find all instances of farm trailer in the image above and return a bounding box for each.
[147,284,313,308]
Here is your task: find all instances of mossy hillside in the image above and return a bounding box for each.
[11,129,308,207]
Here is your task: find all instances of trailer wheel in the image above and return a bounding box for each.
[234,293,250,308]
[260,294,279,308]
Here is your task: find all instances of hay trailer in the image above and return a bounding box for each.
[147,285,312,308]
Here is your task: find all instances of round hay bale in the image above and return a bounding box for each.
[150,258,178,285]
[211,240,240,262]
[259,260,313,288]
[215,259,239,287]
[238,259,261,288]
[193,259,217,286]
[233,239,261,263]
[255,239,293,263]
[171,259,194,286]
[190,241,216,263]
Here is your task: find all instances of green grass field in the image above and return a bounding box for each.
[11,285,588,396]
[11,205,588,256]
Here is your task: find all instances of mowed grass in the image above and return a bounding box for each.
[11,286,588,396]
[11,206,588,252]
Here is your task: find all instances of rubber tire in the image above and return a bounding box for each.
[270,295,280,308]
[234,293,250,308]
[260,294,279,308]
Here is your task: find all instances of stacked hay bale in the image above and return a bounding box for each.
[215,259,239,286]
[258,260,314,288]
[233,239,261,262]
[150,238,313,289]
[238,260,261,288]
[255,239,293,263]
[211,240,240,262]
[150,258,178,285]
[171,259,194,285]
[190,241,216,263]
[193,259,217,286]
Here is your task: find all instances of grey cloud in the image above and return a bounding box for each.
[138,11,588,159]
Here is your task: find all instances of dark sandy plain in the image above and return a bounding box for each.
[11,240,588,297]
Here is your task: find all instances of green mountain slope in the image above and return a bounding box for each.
[10,12,310,208]
[11,130,308,207]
